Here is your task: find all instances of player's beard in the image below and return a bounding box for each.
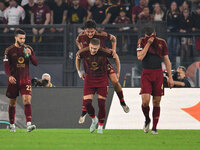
[17,41,24,47]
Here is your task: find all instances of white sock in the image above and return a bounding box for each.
[98,125,103,130]
[92,116,97,122]
[10,124,15,128]
[27,122,31,126]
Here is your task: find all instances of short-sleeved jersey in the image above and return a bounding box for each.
[4,44,38,85]
[89,5,107,23]
[4,5,25,25]
[78,47,113,87]
[137,36,169,69]
[32,4,50,24]
[77,31,111,49]
[106,5,120,24]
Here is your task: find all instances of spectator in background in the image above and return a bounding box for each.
[192,5,200,56]
[172,66,191,87]
[31,0,50,43]
[102,0,120,24]
[50,0,68,32]
[79,0,94,10]
[87,0,107,24]
[153,3,164,21]
[41,73,54,87]
[179,8,194,61]
[165,1,180,62]
[21,0,37,6]
[0,0,5,24]
[138,6,153,21]
[23,0,35,24]
[179,0,191,13]
[114,7,130,24]
[132,0,148,24]
[68,0,87,24]
[3,0,25,33]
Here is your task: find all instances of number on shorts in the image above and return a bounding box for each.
[26,85,32,91]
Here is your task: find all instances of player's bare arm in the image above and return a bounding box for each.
[75,55,85,80]
[137,37,154,61]
[163,55,174,88]
[110,34,117,52]
[113,52,120,79]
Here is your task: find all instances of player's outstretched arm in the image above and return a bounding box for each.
[163,55,174,88]
[113,52,121,78]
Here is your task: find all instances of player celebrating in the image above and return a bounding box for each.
[76,38,120,134]
[76,20,129,124]
[3,29,38,132]
[137,27,174,134]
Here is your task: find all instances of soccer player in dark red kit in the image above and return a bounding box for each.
[137,27,174,134]
[3,29,38,132]
[76,38,120,134]
[76,20,130,124]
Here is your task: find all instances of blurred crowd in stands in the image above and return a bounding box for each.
[0,0,200,60]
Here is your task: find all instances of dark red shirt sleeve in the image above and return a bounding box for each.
[3,49,11,76]
[162,40,169,56]
[28,46,38,66]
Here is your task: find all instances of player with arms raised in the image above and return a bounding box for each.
[3,29,38,132]
[76,38,120,134]
[76,20,129,124]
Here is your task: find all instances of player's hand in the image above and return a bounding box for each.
[25,48,32,55]
[112,50,117,58]
[168,77,174,88]
[147,37,154,44]
[9,76,16,84]
[80,74,85,80]
[39,28,45,35]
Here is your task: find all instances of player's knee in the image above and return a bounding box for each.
[23,98,31,105]
[153,101,160,107]
[142,102,149,107]
[9,100,17,107]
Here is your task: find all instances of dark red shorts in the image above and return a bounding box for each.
[6,82,32,99]
[140,69,164,96]
[83,86,108,97]
[195,37,200,51]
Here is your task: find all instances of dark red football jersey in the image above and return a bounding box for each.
[3,44,38,85]
[76,31,111,48]
[114,16,130,24]
[78,47,113,87]
[137,36,169,58]
[32,4,50,24]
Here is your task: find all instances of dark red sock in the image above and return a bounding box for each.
[24,104,32,122]
[142,105,150,122]
[116,91,126,105]
[82,99,87,112]
[98,98,106,124]
[84,99,95,118]
[9,105,15,124]
[152,107,160,130]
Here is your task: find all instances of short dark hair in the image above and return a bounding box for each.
[84,20,96,29]
[143,27,155,36]
[90,38,100,45]
[14,29,26,36]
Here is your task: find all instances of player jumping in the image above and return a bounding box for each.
[76,20,130,124]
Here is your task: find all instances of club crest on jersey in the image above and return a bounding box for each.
[12,53,17,57]
[18,57,24,64]
[91,62,99,71]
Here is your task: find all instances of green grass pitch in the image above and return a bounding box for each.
[0,129,200,150]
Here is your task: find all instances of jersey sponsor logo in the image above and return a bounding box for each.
[83,41,88,45]
[90,62,99,71]
[18,57,24,64]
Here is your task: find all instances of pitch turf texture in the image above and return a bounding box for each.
[0,129,199,150]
